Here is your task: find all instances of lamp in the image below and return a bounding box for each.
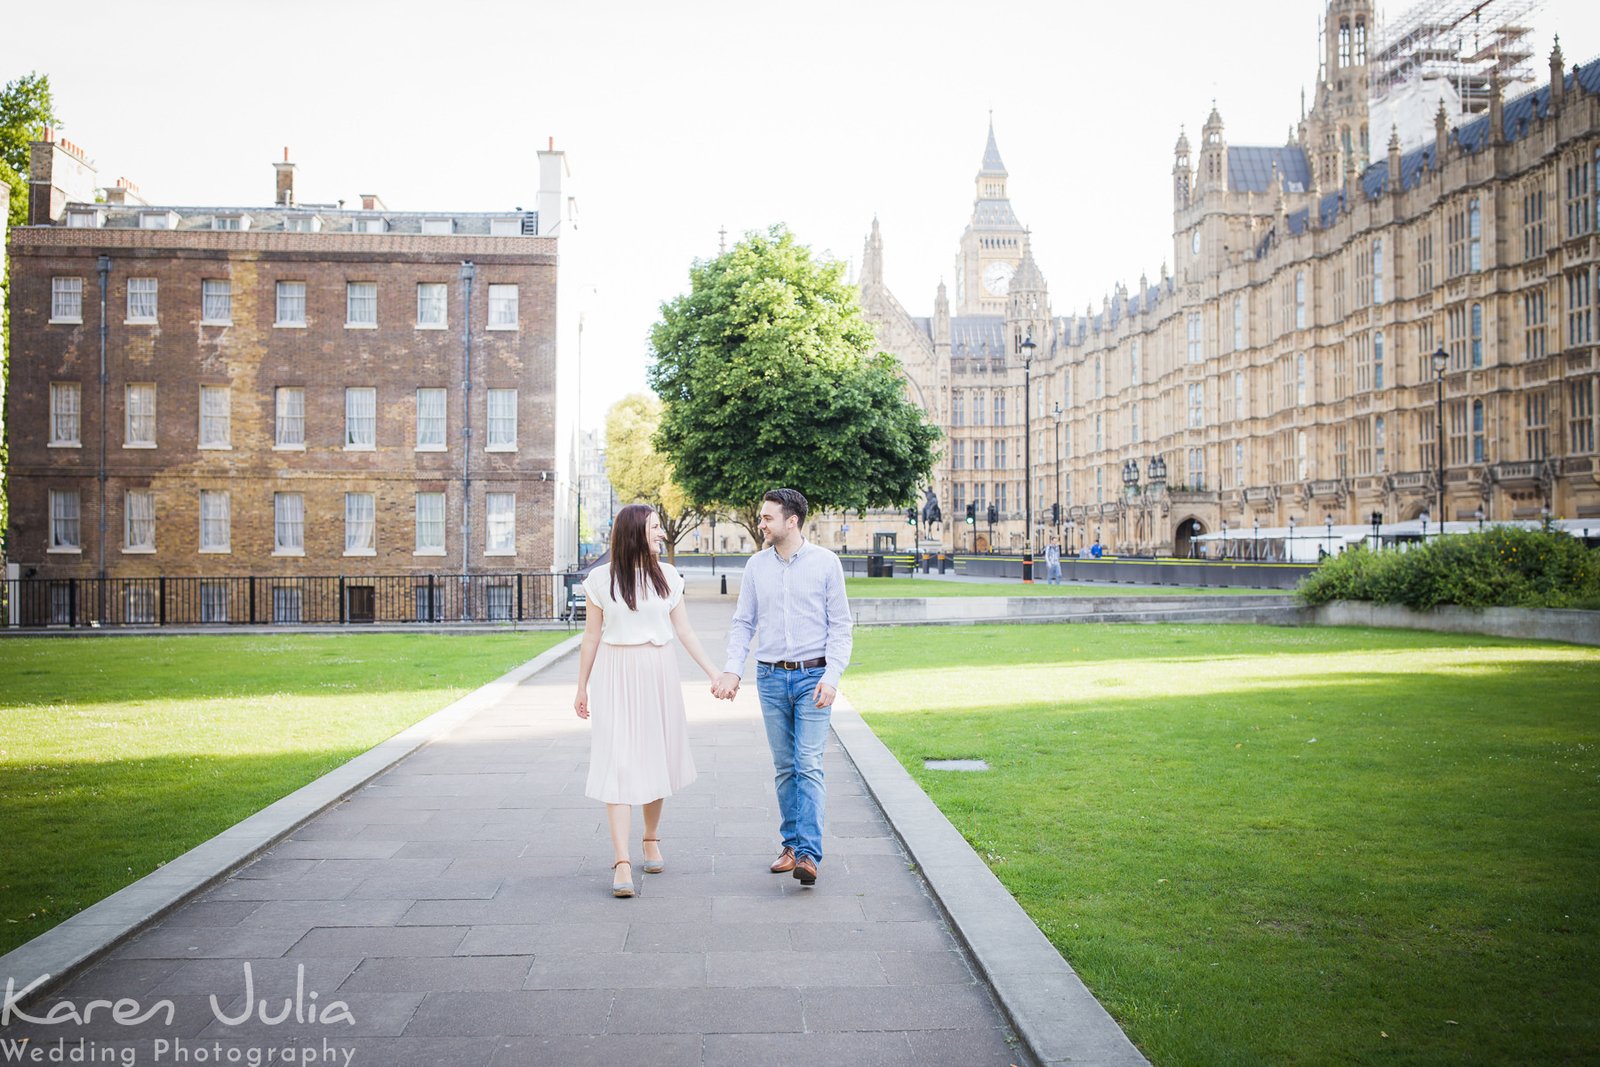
[1021,330,1037,581]
[1431,346,1448,523]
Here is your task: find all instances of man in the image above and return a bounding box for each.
[1044,539,1062,585]
[715,488,852,887]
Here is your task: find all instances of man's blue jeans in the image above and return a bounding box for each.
[755,664,829,863]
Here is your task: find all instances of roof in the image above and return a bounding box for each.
[48,203,539,236]
[980,122,1007,177]
[949,316,1006,359]
[972,199,1022,228]
[1228,145,1311,194]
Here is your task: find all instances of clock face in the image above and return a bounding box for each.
[1191,230,1202,255]
[982,261,1015,296]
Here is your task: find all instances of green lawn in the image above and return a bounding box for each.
[846,577,1282,598]
[0,632,568,956]
[847,624,1600,1067]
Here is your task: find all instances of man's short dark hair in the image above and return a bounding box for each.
[763,488,808,526]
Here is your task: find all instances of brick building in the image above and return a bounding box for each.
[4,136,580,622]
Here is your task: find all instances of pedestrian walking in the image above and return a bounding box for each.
[574,504,722,897]
[713,488,853,887]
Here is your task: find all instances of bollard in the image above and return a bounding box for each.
[720,574,728,595]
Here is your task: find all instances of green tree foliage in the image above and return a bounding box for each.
[648,225,940,544]
[604,392,702,563]
[1297,526,1600,610]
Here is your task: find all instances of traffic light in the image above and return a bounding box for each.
[906,507,917,527]
[965,503,976,526]
[1051,502,1061,525]
[986,504,998,525]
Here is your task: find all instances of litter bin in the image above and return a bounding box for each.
[867,554,884,578]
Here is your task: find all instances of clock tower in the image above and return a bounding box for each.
[956,118,1026,316]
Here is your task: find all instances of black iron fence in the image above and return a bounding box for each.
[1,573,577,629]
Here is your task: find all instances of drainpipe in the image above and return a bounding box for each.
[97,255,110,594]
[460,262,475,588]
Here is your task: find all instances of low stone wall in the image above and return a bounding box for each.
[851,594,1308,627]
[1312,601,1600,646]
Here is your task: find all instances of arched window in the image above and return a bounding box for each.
[1355,18,1367,64]
[1338,21,1351,67]
[1374,332,1385,388]
[1471,400,1486,462]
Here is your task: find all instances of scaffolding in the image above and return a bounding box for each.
[1369,0,1543,117]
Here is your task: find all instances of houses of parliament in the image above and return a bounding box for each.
[851,0,1600,557]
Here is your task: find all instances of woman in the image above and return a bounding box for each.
[574,504,719,897]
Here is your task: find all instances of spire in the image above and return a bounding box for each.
[1387,125,1403,196]
[1010,231,1047,294]
[1551,35,1566,112]
[1434,98,1450,167]
[860,216,884,289]
[980,115,1007,177]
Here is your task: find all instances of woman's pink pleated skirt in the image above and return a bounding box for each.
[585,641,698,805]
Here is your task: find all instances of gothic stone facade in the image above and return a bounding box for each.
[860,5,1600,556]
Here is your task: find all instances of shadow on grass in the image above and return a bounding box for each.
[0,746,377,958]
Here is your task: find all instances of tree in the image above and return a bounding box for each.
[648,225,939,545]
[0,72,60,546]
[605,393,703,563]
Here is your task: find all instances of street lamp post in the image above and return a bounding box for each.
[1147,454,1167,556]
[1021,330,1037,582]
[1420,510,1430,542]
[1475,506,1485,532]
[1121,459,1140,552]
[1221,518,1229,560]
[1053,401,1064,548]
[1252,517,1260,561]
[1432,346,1449,525]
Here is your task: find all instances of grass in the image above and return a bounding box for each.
[845,578,1282,598]
[846,624,1600,1066]
[0,632,568,956]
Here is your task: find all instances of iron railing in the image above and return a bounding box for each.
[1,572,577,629]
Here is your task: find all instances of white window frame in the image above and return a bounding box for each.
[273,492,305,557]
[201,279,233,325]
[49,382,82,448]
[51,277,83,323]
[416,388,447,451]
[487,284,519,331]
[489,217,522,237]
[49,490,82,553]
[124,489,156,553]
[421,218,453,236]
[125,383,156,448]
[199,490,231,553]
[415,491,446,556]
[486,389,517,451]
[344,492,376,556]
[126,278,158,324]
[275,281,307,327]
[199,385,232,449]
[346,282,378,328]
[275,387,305,450]
[416,283,448,329]
[345,387,377,450]
[485,493,516,555]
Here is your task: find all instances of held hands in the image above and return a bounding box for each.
[711,672,741,701]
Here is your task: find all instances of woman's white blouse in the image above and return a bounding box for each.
[582,563,685,645]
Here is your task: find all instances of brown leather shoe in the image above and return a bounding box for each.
[792,855,817,886]
[769,846,796,874]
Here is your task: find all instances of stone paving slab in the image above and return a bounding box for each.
[0,578,1145,1065]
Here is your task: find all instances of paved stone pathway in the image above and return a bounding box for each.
[2,580,1027,1066]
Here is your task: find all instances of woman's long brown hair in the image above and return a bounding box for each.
[608,503,672,611]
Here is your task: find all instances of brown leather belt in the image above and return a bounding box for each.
[759,657,827,670]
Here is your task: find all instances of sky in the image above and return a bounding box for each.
[6,0,1598,433]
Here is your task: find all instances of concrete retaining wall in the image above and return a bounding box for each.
[1312,601,1600,646]
[851,595,1308,627]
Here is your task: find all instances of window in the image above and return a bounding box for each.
[1188,383,1204,428]
[1418,410,1437,470]
[1524,185,1547,259]
[125,384,155,447]
[1355,16,1367,63]
[1187,313,1203,362]
[51,277,82,322]
[66,210,98,228]
[276,281,306,326]
[486,493,516,554]
[200,583,229,623]
[1447,305,1469,371]
[212,215,245,231]
[49,383,81,446]
[1295,270,1307,327]
[1470,303,1484,368]
[1567,151,1593,238]
[273,586,302,623]
[49,490,81,551]
[417,283,447,327]
[973,390,986,426]
[1282,354,1297,409]
[951,440,965,470]
[139,212,170,230]
[344,493,375,555]
[1334,424,1349,477]
[125,586,156,624]
[487,389,517,449]
[487,284,519,330]
[421,218,453,236]
[1525,287,1548,360]
[355,217,386,234]
[284,215,320,233]
[275,387,305,448]
[1233,442,1245,488]
[489,217,522,237]
[1356,417,1374,474]
[1569,378,1596,454]
[274,493,304,556]
[200,385,231,448]
[1338,20,1351,66]
[487,583,515,621]
[1448,400,1468,464]
[1234,372,1246,421]
[1130,403,1141,444]
[1568,268,1594,346]
[414,492,446,554]
[1094,414,1103,452]
[1187,447,1205,489]
[951,391,965,427]
[1447,200,1481,277]
[346,282,377,327]
[1297,429,1309,481]
[996,483,1008,515]
[345,387,377,449]
[1472,399,1486,464]
[1371,241,1384,304]
[1373,333,1384,389]
[1375,415,1387,473]
[199,490,230,552]
[201,279,232,324]
[1332,342,1349,396]
[416,583,440,623]
[1233,296,1244,350]
[1468,198,1482,271]
[127,278,157,322]
[973,440,986,470]
[995,440,1007,470]
[124,490,155,552]
[416,388,447,450]
[1130,340,1141,386]
[1525,392,1549,461]
[1416,231,1435,292]
[1095,467,1104,504]
[994,392,1007,427]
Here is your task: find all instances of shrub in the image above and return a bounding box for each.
[1296,527,1600,610]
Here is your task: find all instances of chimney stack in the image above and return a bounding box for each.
[28,127,98,224]
[274,147,296,206]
